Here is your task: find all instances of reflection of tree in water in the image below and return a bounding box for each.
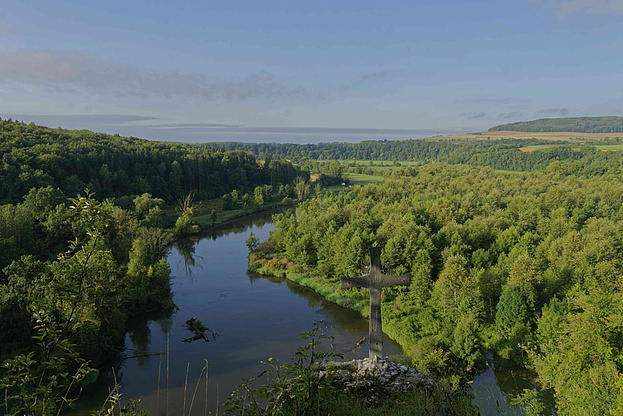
[125,309,174,368]
[128,323,151,367]
[200,207,288,241]
[157,312,173,335]
[176,237,202,277]
[173,209,286,276]
[247,272,324,309]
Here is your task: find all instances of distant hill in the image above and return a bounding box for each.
[489,116,623,133]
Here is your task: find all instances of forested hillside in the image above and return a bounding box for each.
[253,164,623,415]
[489,116,623,133]
[209,138,623,176]
[209,138,541,163]
[0,118,302,205]
[0,119,307,415]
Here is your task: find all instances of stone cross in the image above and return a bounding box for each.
[341,246,410,360]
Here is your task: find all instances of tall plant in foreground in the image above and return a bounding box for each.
[0,314,96,416]
[225,324,342,416]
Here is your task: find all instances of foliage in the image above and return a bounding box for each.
[1,191,174,413]
[256,163,623,414]
[225,325,343,416]
[489,116,623,133]
[0,315,97,416]
[0,118,304,205]
[226,325,476,416]
[246,232,261,253]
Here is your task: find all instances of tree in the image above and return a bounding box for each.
[246,232,260,253]
[294,176,309,201]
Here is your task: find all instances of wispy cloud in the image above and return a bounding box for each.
[537,107,570,116]
[354,71,390,84]
[0,50,308,100]
[342,69,402,90]
[531,0,623,17]
[497,111,525,120]
[460,112,487,119]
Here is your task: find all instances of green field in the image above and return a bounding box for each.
[347,173,384,185]
[593,144,623,151]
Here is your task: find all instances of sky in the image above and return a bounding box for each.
[1,0,623,143]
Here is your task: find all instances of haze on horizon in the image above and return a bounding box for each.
[1,0,623,143]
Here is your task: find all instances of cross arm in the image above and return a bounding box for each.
[340,275,371,289]
[378,273,410,288]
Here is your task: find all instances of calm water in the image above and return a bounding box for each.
[74,210,554,415]
[74,211,401,415]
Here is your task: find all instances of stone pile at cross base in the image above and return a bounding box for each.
[318,358,440,407]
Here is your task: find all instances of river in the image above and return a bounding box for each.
[74,210,554,415]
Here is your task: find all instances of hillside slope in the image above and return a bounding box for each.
[489,116,623,133]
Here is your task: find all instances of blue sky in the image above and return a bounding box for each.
[1,0,623,143]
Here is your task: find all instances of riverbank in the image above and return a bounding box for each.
[248,244,557,414]
[248,249,483,414]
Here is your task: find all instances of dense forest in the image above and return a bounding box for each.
[252,164,623,415]
[0,118,303,205]
[6,116,623,414]
[209,138,623,177]
[0,119,307,415]
[489,116,623,133]
[208,138,543,163]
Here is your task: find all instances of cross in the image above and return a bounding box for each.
[341,246,410,360]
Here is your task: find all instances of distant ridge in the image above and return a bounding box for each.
[489,116,623,133]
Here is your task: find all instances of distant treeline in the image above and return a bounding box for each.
[489,116,623,133]
[208,139,543,162]
[0,119,303,205]
[207,139,623,176]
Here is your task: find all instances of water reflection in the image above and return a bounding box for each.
[124,309,173,368]
[175,208,289,277]
[471,354,556,415]
[70,207,555,416]
[72,207,398,415]
[175,236,200,276]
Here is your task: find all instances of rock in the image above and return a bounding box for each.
[317,357,441,406]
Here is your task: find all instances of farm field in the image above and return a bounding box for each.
[347,172,384,185]
[592,144,623,151]
[432,130,623,142]
[518,143,623,152]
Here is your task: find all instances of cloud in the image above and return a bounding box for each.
[342,69,402,90]
[537,107,570,116]
[460,112,487,120]
[497,111,526,120]
[531,0,623,17]
[356,71,390,84]
[0,50,307,100]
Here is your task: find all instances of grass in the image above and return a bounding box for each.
[592,144,623,151]
[251,263,369,315]
[347,173,385,186]
[518,143,623,152]
[193,200,288,229]
[433,130,623,143]
[249,258,479,415]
